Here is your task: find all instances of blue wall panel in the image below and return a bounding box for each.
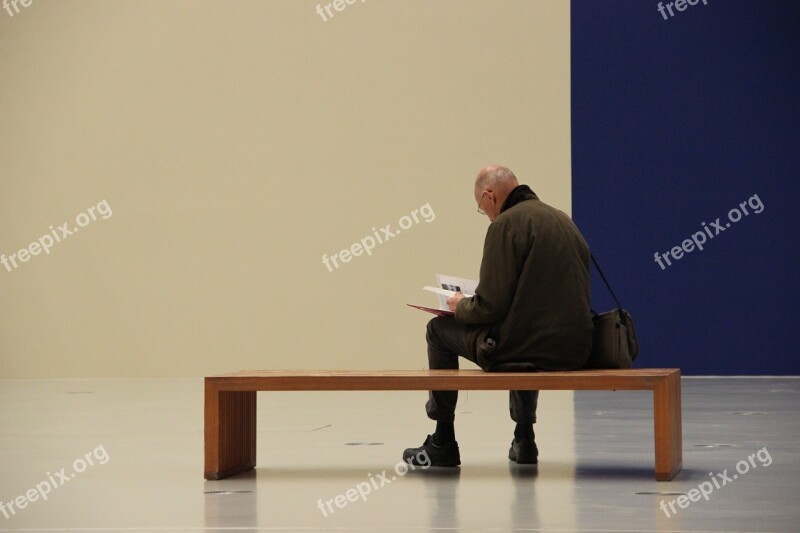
[571,0,800,374]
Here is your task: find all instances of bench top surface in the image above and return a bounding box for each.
[206,369,680,391]
[210,369,678,378]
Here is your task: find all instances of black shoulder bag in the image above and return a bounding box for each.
[585,254,639,369]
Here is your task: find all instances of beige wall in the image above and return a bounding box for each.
[0,0,572,378]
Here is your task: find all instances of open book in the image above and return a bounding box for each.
[407,274,478,316]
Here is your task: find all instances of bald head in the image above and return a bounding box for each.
[474,165,519,221]
[475,165,518,193]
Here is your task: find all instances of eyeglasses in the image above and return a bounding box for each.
[476,191,488,215]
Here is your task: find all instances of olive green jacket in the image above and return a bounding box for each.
[455,185,593,371]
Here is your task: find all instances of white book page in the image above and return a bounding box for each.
[423,286,474,299]
[433,274,479,310]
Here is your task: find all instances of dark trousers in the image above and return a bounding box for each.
[425,316,538,424]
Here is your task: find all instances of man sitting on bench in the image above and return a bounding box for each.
[402,165,594,467]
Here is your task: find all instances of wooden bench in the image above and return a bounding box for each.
[205,368,682,481]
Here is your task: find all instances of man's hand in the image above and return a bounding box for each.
[446,292,466,312]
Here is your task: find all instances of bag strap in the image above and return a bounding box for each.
[590,253,623,309]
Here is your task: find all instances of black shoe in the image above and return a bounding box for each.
[403,434,461,467]
[508,439,538,464]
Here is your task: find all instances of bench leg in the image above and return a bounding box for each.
[653,372,682,481]
[205,383,257,480]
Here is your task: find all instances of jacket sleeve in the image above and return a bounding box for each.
[455,218,524,325]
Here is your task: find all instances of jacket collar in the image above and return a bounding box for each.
[499,184,538,214]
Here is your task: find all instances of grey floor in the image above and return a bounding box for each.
[0,377,797,532]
